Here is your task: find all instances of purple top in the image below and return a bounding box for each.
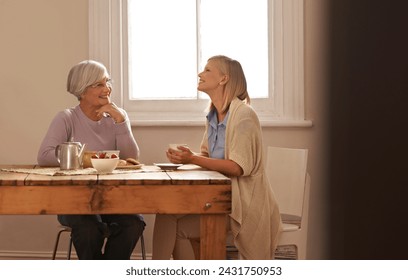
[37,105,139,166]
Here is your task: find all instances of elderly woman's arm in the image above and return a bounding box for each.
[114,110,140,160]
[37,112,71,166]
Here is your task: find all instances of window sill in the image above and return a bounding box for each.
[130,118,313,128]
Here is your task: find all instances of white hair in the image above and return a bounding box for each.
[66,60,110,100]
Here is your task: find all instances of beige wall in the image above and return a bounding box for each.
[0,0,329,259]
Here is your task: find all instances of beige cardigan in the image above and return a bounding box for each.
[200,98,282,259]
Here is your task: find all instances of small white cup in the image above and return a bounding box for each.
[169,144,187,152]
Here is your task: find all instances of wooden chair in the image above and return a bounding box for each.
[52,226,146,260]
[266,146,310,259]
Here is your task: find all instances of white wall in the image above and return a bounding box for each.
[0,0,330,259]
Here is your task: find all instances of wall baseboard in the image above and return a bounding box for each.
[0,250,149,260]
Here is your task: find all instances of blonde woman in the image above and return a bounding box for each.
[152,55,282,260]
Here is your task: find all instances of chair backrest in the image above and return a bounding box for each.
[266,146,308,218]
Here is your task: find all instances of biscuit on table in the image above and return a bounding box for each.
[125,158,140,165]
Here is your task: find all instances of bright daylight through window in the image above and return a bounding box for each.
[89,0,308,126]
[128,0,268,101]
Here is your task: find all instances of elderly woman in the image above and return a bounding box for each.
[37,60,145,260]
[152,55,282,260]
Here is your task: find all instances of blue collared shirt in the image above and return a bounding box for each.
[206,109,229,159]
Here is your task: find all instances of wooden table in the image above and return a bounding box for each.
[0,164,231,260]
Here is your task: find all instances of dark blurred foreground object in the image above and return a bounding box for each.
[328,0,408,259]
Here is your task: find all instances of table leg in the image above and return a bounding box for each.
[199,214,227,260]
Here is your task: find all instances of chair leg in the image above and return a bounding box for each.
[52,229,65,260]
[52,228,72,260]
[67,237,73,260]
[140,234,146,260]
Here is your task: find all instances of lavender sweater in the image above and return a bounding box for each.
[37,105,139,166]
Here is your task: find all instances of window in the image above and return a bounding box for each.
[89,0,310,127]
[127,0,268,101]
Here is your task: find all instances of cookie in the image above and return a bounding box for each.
[126,158,140,165]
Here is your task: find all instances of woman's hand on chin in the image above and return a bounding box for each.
[96,102,125,123]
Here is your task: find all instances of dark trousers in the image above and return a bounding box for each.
[58,214,145,260]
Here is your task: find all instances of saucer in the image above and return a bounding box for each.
[154,163,183,171]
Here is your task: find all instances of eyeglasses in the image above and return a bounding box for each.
[89,79,112,89]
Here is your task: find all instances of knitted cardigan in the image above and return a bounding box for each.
[200,98,282,259]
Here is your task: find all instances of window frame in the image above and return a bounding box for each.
[89,0,311,127]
